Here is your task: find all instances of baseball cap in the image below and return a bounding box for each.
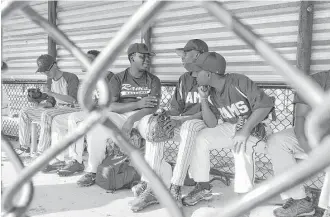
[190,52,226,74]
[127,43,155,56]
[176,39,209,53]
[36,54,56,73]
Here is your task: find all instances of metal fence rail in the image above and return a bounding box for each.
[1,1,329,217]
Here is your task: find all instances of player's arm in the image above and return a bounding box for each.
[47,74,78,104]
[237,75,274,134]
[294,102,312,153]
[125,77,161,123]
[198,87,219,127]
[240,107,273,134]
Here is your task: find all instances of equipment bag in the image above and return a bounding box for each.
[96,154,140,191]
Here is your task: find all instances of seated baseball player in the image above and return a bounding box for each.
[130,39,215,212]
[41,50,114,173]
[186,52,274,206]
[18,54,80,155]
[267,69,330,217]
[65,43,161,187]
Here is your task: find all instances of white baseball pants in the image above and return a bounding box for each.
[19,106,78,152]
[191,122,267,193]
[51,111,85,163]
[268,128,330,208]
[141,118,207,186]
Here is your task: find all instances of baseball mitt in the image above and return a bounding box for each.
[146,108,174,143]
[27,88,56,108]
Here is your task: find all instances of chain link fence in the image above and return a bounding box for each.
[1,80,325,188]
[1,80,325,189]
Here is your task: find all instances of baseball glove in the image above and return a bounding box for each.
[27,88,56,108]
[146,108,174,143]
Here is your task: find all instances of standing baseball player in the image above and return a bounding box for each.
[130,39,217,212]
[42,50,114,173]
[184,51,274,206]
[268,70,330,217]
[18,54,80,155]
[69,43,161,187]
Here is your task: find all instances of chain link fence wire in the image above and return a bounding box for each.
[1,1,329,217]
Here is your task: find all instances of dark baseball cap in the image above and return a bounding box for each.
[190,52,226,74]
[176,39,209,53]
[36,54,56,73]
[127,43,155,56]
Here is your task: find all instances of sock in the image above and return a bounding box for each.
[199,182,211,190]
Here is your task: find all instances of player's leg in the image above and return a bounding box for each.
[18,107,45,152]
[77,111,128,187]
[57,111,87,177]
[268,128,314,217]
[170,119,207,206]
[42,112,73,173]
[130,115,180,212]
[37,107,78,153]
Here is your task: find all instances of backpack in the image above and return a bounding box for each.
[95,154,140,191]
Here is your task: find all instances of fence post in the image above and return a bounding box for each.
[48,1,57,58]
[296,1,314,75]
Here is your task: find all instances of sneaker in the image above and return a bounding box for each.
[182,183,213,206]
[132,181,147,197]
[130,186,159,212]
[57,160,84,177]
[323,207,330,217]
[42,161,66,173]
[169,184,183,208]
[273,197,315,217]
[77,172,96,187]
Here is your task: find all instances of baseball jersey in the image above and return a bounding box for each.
[46,71,79,103]
[209,73,274,124]
[110,68,161,106]
[170,72,203,116]
[294,70,330,105]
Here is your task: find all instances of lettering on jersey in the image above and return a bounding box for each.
[120,83,151,97]
[186,92,200,104]
[218,100,249,119]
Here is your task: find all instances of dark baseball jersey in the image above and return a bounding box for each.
[293,70,330,105]
[110,68,161,106]
[170,72,202,116]
[209,73,274,124]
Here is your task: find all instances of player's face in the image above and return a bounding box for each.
[132,52,151,72]
[181,50,200,64]
[196,70,212,86]
[87,53,96,62]
[42,62,56,79]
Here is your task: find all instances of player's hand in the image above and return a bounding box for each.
[198,86,210,99]
[122,119,134,137]
[137,96,158,108]
[232,129,250,153]
[163,119,181,134]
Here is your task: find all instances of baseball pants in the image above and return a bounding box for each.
[51,111,85,163]
[19,106,78,152]
[140,117,207,186]
[268,128,330,208]
[86,111,150,173]
[191,122,267,193]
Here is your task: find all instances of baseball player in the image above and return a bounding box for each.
[268,70,330,217]
[42,50,114,173]
[18,54,80,155]
[130,39,216,212]
[68,43,161,187]
[184,51,274,206]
